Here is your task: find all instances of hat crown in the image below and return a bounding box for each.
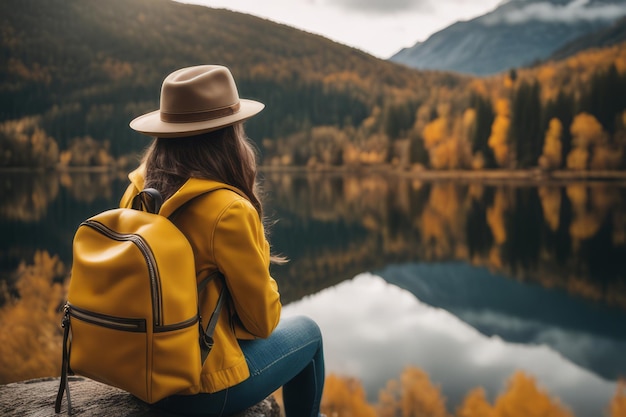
[160,65,240,117]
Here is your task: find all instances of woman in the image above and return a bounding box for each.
[121,65,325,417]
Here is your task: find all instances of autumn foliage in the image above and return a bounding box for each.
[611,380,626,417]
[322,374,377,417]
[2,0,626,171]
[376,367,448,417]
[0,251,65,383]
[320,367,626,417]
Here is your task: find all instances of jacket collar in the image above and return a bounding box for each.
[127,165,249,218]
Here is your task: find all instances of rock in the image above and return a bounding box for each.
[0,377,280,417]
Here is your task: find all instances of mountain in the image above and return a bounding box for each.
[377,262,626,381]
[390,0,626,75]
[549,15,626,60]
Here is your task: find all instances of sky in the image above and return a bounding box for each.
[175,0,504,58]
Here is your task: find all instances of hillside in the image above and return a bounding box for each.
[0,0,461,165]
[2,0,626,173]
[390,0,626,75]
[550,15,626,61]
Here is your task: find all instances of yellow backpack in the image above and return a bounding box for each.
[55,188,224,414]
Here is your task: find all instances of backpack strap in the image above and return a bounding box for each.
[197,270,227,363]
[131,188,163,214]
[159,188,228,363]
[55,305,73,414]
[162,188,228,364]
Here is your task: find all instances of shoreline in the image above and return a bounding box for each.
[2,165,626,184]
[259,165,626,185]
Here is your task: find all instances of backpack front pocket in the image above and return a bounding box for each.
[67,305,150,400]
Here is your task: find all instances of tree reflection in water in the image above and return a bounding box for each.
[263,171,626,308]
[1,171,626,416]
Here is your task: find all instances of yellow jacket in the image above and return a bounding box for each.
[120,167,282,394]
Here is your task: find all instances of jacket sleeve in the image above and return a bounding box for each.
[212,198,281,339]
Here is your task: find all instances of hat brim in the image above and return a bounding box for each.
[129,99,265,138]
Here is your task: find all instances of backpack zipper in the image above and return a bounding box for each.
[67,303,146,332]
[81,219,163,327]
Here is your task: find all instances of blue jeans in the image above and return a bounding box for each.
[153,315,325,417]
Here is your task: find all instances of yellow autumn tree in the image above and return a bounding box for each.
[59,136,115,167]
[486,188,511,269]
[610,379,626,417]
[590,145,622,170]
[488,99,511,168]
[377,366,449,417]
[487,188,509,245]
[378,379,400,417]
[308,125,349,166]
[321,374,377,417]
[566,112,607,170]
[421,110,472,169]
[456,387,495,417]
[0,117,59,168]
[567,184,602,245]
[538,186,561,232]
[539,118,563,170]
[566,147,589,170]
[570,112,606,149]
[418,183,466,259]
[423,117,449,169]
[493,371,573,417]
[0,252,65,384]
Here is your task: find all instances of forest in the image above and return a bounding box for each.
[2,0,625,172]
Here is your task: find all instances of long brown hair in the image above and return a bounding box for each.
[142,123,285,264]
[142,123,262,216]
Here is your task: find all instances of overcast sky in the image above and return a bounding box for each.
[175,0,504,58]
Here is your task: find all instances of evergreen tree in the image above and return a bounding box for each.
[579,64,626,134]
[470,93,496,168]
[408,131,429,166]
[383,100,420,140]
[510,81,542,168]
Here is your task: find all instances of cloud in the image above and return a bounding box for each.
[483,0,626,25]
[281,273,616,413]
[329,0,432,14]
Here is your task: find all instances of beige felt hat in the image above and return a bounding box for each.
[130,65,264,138]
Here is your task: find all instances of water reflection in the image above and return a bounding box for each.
[264,172,626,309]
[283,273,616,417]
[1,171,626,416]
[378,262,626,381]
[0,172,128,276]
[0,172,59,222]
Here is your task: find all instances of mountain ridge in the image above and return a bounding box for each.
[549,15,626,60]
[377,261,626,381]
[390,0,626,75]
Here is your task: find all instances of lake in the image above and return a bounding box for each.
[1,170,625,416]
